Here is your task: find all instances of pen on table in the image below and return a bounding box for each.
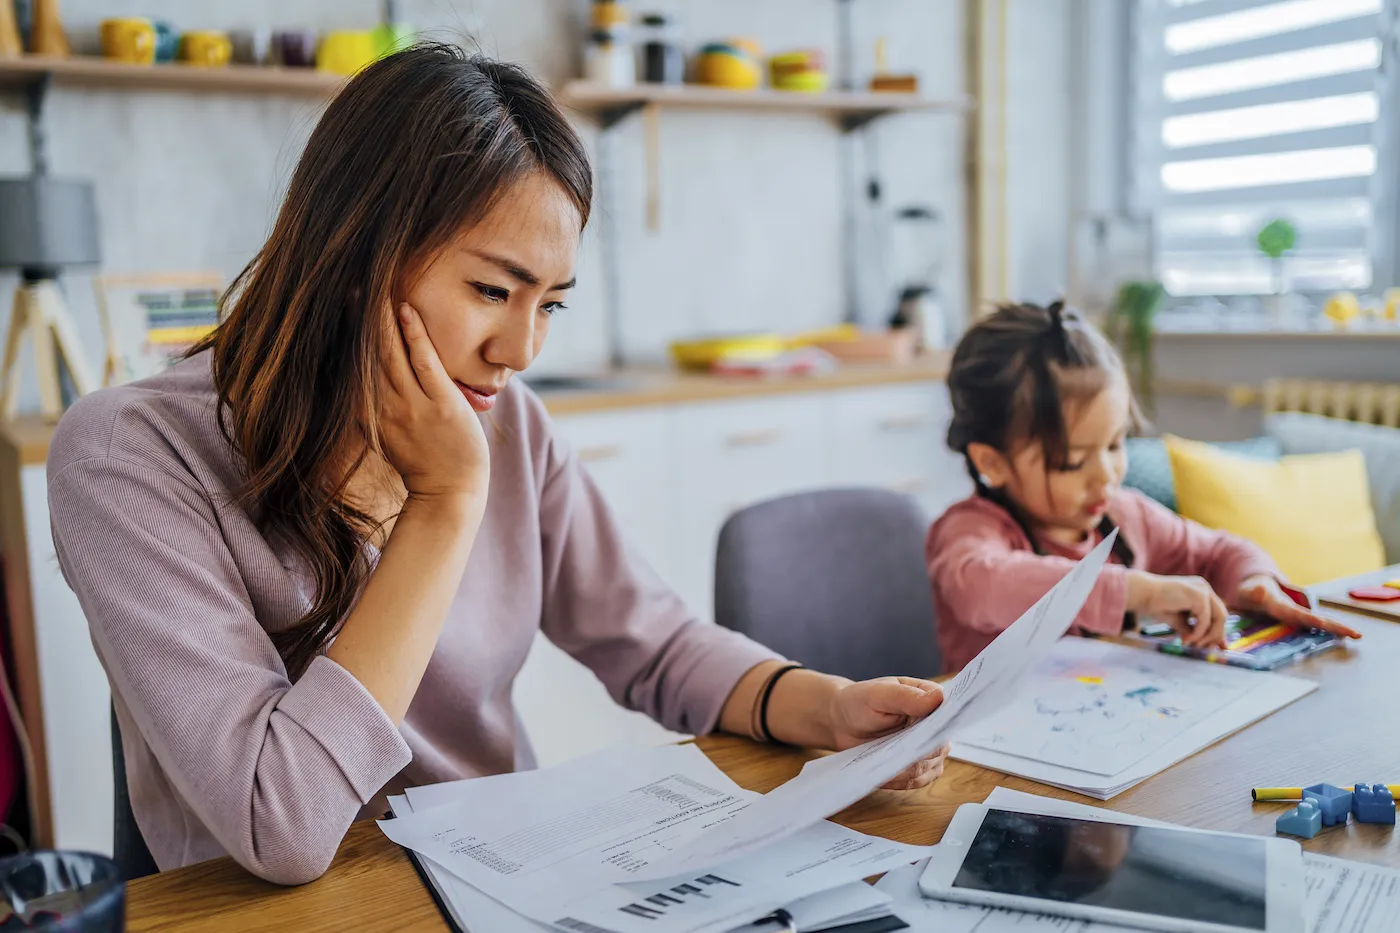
[1252,786,1400,801]
[753,909,798,932]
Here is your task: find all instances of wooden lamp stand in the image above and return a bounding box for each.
[0,276,94,422]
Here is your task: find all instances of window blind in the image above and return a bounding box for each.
[1132,0,1398,296]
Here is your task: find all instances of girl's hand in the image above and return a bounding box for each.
[826,678,950,790]
[1126,570,1230,648]
[1236,575,1362,639]
[379,303,491,504]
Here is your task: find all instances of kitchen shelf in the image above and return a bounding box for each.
[560,80,972,128]
[0,55,344,95]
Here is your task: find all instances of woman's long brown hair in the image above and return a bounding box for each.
[192,45,592,679]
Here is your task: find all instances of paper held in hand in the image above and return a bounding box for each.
[628,530,1119,881]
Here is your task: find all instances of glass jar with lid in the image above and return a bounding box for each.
[637,12,683,84]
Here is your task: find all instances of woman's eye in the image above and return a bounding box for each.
[542,301,568,315]
[475,284,509,304]
[1060,461,1086,472]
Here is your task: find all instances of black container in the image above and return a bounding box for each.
[639,13,683,84]
[0,852,124,932]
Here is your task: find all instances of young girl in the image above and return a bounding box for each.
[926,300,1360,672]
[47,46,949,884]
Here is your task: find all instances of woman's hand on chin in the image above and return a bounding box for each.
[379,302,491,509]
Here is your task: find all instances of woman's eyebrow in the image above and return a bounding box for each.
[469,249,576,290]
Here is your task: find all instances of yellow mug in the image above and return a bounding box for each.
[179,31,233,67]
[316,30,378,76]
[100,18,156,65]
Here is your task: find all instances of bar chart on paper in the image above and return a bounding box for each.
[954,638,1253,776]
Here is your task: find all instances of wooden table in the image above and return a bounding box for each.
[126,606,1400,931]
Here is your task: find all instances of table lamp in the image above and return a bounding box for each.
[0,176,100,422]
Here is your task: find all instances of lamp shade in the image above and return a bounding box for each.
[0,176,101,277]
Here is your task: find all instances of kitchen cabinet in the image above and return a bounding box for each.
[827,383,968,518]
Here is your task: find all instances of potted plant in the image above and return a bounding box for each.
[1107,280,1165,416]
[1256,217,1296,324]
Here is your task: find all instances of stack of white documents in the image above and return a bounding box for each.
[382,743,924,933]
[379,535,1121,933]
[876,787,1400,933]
[950,637,1317,799]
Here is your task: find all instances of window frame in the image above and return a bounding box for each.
[1128,0,1400,298]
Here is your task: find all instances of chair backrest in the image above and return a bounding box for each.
[714,488,942,682]
[111,707,158,880]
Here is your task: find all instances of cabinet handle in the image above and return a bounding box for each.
[725,427,783,448]
[578,444,623,463]
[878,414,929,432]
[887,477,929,494]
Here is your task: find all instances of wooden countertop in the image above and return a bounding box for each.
[0,357,950,468]
[1155,327,1400,341]
[0,417,58,470]
[537,356,949,415]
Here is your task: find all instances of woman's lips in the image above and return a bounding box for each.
[455,381,498,412]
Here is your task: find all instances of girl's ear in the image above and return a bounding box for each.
[967,442,1011,489]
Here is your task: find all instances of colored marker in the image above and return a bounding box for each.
[1252,785,1400,801]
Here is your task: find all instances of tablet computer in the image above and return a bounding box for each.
[918,805,1304,933]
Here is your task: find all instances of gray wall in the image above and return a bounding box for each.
[0,0,1075,412]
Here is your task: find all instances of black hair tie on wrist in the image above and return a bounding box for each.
[759,664,804,744]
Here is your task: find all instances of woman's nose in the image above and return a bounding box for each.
[484,309,536,372]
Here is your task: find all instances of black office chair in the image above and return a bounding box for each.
[714,488,943,682]
[111,707,158,880]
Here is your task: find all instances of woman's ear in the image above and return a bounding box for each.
[967,442,1010,489]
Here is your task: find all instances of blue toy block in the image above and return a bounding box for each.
[1303,783,1353,827]
[1352,784,1396,825]
[1277,800,1323,839]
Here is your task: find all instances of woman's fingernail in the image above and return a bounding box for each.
[400,305,412,324]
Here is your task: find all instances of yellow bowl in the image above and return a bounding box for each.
[772,70,830,93]
[786,323,858,347]
[698,50,762,90]
[670,334,785,371]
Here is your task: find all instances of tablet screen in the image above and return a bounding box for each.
[952,809,1268,930]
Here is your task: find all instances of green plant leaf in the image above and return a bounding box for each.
[1256,218,1297,260]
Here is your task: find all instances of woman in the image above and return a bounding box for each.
[48,46,949,885]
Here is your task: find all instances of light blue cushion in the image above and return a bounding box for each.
[1124,436,1281,512]
[1266,412,1400,564]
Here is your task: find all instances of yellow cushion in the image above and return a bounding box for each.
[1165,435,1384,586]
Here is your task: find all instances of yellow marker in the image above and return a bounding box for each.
[1252,785,1400,801]
[1384,579,1400,590]
[1075,675,1104,686]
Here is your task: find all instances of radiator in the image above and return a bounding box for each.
[1255,379,1400,428]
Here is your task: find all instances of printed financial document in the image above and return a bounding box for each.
[387,792,892,933]
[379,743,928,933]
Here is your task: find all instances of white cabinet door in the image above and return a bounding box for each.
[672,396,830,622]
[517,408,685,765]
[828,383,971,519]
[21,465,113,855]
[551,407,674,587]
[511,634,684,768]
